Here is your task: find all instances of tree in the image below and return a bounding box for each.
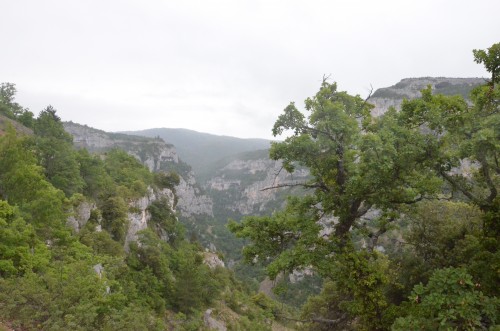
[400,45,500,236]
[0,200,41,277]
[473,42,500,85]
[76,149,115,200]
[147,197,183,245]
[392,268,498,330]
[230,79,442,329]
[232,44,500,329]
[0,127,67,237]
[0,83,34,128]
[103,149,153,199]
[231,79,441,262]
[100,196,128,243]
[33,106,84,196]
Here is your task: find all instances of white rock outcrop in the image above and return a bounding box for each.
[67,201,95,232]
[203,309,227,331]
[125,187,176,249]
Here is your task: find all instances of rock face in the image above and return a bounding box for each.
[66,186,177,250]
[368,77,483,116]
[203,252,225,269]
[205,154,309,216]
[176,174,214,217]
[203,309,227,331]
[64,122,179,171]
[64,122,213,218]
[64,122,117,151]
[67,200,95,232]
[125,187,176,249]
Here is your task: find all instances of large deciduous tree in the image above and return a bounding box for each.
[231,78,441,269]
[231,44,500,329]
[230,79,442,329]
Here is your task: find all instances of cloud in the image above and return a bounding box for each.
[2,0,499,139]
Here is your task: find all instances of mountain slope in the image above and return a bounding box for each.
[0,114,33,136]
[121,128,272,179]
[64,122,213,217]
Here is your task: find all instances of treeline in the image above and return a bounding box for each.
[0,88,282,330]
[230,44,500,330]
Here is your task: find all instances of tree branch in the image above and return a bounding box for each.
[260,181,326,192]
[477,153,498,204]
[355,202,372,218]
[389,195,424,205]
[367,217,396,252]
[439,170,481,206]
[276,313,348,326]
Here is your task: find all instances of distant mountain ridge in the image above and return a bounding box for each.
[368,77,483,116]
[121,128,272,180]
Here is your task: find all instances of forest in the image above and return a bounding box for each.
[0,44,498,330]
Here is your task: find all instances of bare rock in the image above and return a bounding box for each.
[204,309,227,331]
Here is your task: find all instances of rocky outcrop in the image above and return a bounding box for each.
[203,309,227,331]
[64,122,213,218]
[176,173,213,217]
[64,122,179,171]
[64,122,117,151]
[205,157,309,216]
[368,77,483,116]
[125,187,176,249]
[67,200,95,232]
[203,252,225,269]
[66,186,177,250]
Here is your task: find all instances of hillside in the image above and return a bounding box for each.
[0,114,33,136]
[64,122,214,218]
[0,109,293,330]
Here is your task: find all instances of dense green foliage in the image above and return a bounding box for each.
[231,44,500,330]
[0,97,283,330]
[0,83,35,128]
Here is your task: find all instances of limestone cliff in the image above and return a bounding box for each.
[124,187,177,248]
[205,151,309,217]
[67,200,95,232]
[176,173,214,217]
[368,77,483,116]
[66,186,177,250]
[64,122,213,217]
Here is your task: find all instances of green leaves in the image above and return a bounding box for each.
[473,43,500,84]
[393,268,499,330]
[272,102,306,136]
[399,63,500,236]
[33,106,84,196]
[103,149,153,198]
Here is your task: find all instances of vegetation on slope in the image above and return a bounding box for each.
[0,89,286,330]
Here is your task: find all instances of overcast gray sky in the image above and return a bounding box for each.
[2,0,499,139]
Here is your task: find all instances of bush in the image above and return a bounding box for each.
[392,268,499,330]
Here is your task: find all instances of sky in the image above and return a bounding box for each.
[1,0,499,139]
